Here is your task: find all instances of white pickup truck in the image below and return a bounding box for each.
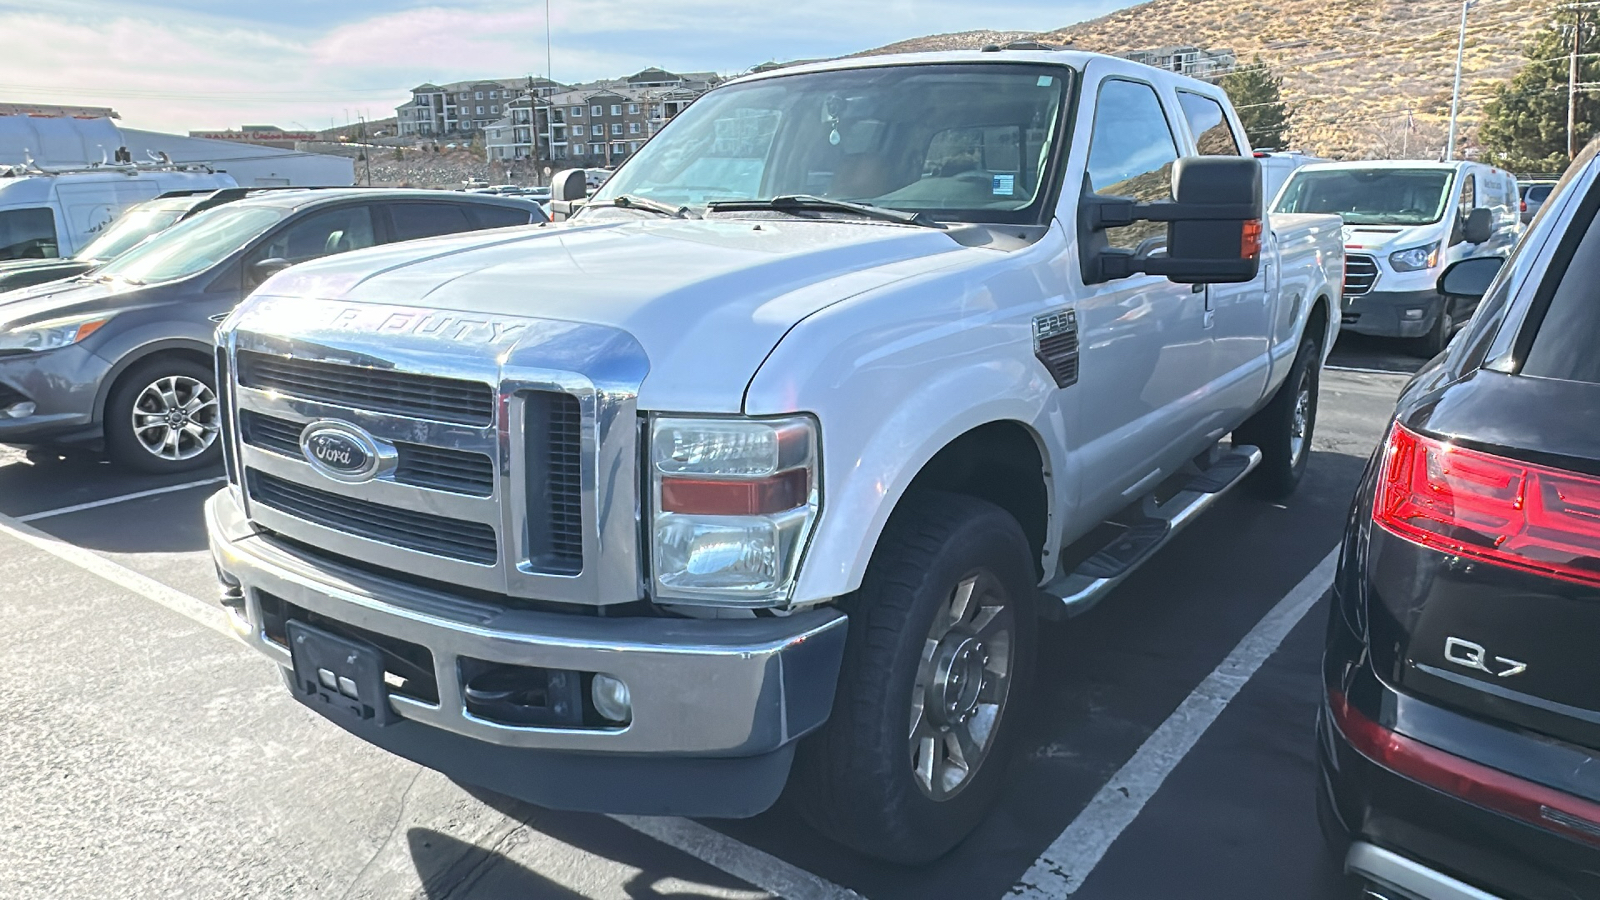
[206,47,1342,863]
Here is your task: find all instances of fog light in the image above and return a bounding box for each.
[591,673,631,723]
[1404,308,1425,320]
[3,401,35,418]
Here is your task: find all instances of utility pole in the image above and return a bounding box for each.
[1572,10,1584,159]
[358,115,372,186]
[1446,0,1471,160]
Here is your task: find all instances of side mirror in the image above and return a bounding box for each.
[248,257,291,285]
[1079,156,1263,285]
[549,168,589,222]
[1463,207,1494,245]
[1438,256,1502,299]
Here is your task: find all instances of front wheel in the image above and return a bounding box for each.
[1410,302,1454,359]
[792,491,1037,864]
[104,357,223,474]
[1235,331,1321,499]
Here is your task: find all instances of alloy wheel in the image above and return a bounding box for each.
[908,570,1015,801]
[1289,368,1313,467]
[131,375,220,461]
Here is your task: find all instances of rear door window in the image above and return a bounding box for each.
[1175,92,1241,156]
[0,207,57,259]
[1523,194,1600,383]
[387,203,474,241]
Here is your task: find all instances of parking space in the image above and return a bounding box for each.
[1,341,1414,900]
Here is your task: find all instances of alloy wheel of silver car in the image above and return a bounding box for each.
[908,570,1015,801]
[131,375,221,461]
[1289,368,1312,468]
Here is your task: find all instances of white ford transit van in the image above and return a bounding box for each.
[0,166,236,260]
[1273,159,1521,355]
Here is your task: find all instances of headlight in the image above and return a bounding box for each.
[0,313,113,353]
[1388,242,1440,272]
[649,415,819,605]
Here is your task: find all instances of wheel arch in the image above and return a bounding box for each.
[93,338,215,425]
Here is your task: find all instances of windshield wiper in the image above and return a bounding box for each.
[583,194,695,219]
[706,194,936,227]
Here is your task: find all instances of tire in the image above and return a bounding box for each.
[1410,302,1453,359]
[792,491,1038,864]
[104,356,224,475]
[1235,330,1320,499]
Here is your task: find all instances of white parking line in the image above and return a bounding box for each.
[1325,364,1413,376]
[1010,546,1340,898]
[17,476,225,522]
[0,507,862,900]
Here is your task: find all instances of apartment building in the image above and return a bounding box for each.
[397,77,563,138]
[481,68,719,167]
[1120,46,1236,79]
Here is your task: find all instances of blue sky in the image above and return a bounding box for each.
[0,0,1119,132]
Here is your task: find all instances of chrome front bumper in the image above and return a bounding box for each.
[206,488,848,758]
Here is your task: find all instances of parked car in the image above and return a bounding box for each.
[203,48,1344,863]
[0,188,544,472]
[1274,159,1523,356]
[0,188,251,293]
[1520,178,1558,224]
[0,165,236,261]
[1320,139,1600,900]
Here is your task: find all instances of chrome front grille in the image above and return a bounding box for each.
[1344,254,1379,297]
[237,350,495,426]
[247,470,498,564]
[222,297,648,607]
[240,410,495,497]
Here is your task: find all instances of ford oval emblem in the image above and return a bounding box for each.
[299,421,390,483]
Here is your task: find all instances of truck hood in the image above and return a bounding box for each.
[1341,221,1444,254]
[254,218,984,412]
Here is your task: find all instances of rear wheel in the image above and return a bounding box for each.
[104,357,223,474]
[1235,330,1321,499]
[792,491,1037,864]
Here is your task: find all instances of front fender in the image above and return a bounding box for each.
[744,287,1066,604]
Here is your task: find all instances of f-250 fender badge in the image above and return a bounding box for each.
[1444,636,1527,678]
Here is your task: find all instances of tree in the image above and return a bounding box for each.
[1220,58,1293,149]
[1480,7,1600,174]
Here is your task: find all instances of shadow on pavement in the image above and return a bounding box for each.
[415,789,767,900]
[1327,331,1428,375]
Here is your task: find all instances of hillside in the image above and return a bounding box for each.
[864,0,1549,159]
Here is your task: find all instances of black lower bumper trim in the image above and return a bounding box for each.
[290,669,796,818]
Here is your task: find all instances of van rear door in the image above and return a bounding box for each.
[53,178,160,255]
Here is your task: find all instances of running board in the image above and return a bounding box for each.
[1040,445,1262,619]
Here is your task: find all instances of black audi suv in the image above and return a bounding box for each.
[1320,141,1600,900]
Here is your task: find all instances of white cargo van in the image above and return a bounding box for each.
[1273,159,1521,355]
[0,166,236,260]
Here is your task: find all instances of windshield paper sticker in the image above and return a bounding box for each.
[993,174,1016,196]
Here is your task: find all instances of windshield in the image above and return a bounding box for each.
[96,205,284,284]
[74,207,187,262]
[590,63,1071,225]
[1273,168,1455,226]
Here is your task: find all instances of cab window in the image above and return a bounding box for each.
[249,205,376,265]
[0,207,57,259]
[1176,92,1241,157]
[1086,79,1179,251]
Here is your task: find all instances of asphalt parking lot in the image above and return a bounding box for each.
[0,333,1420,900]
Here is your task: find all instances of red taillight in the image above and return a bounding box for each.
[1241,219,1263,259]
[1374,424,1600,588]
[1521,199,1528,213]
[660,469,808,515]
[1331,690,1600,847]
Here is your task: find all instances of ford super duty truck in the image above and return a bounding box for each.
[206,47,1343,863]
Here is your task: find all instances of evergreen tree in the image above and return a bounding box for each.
[1220,58,1292,149]
[1480,8,1600,174]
